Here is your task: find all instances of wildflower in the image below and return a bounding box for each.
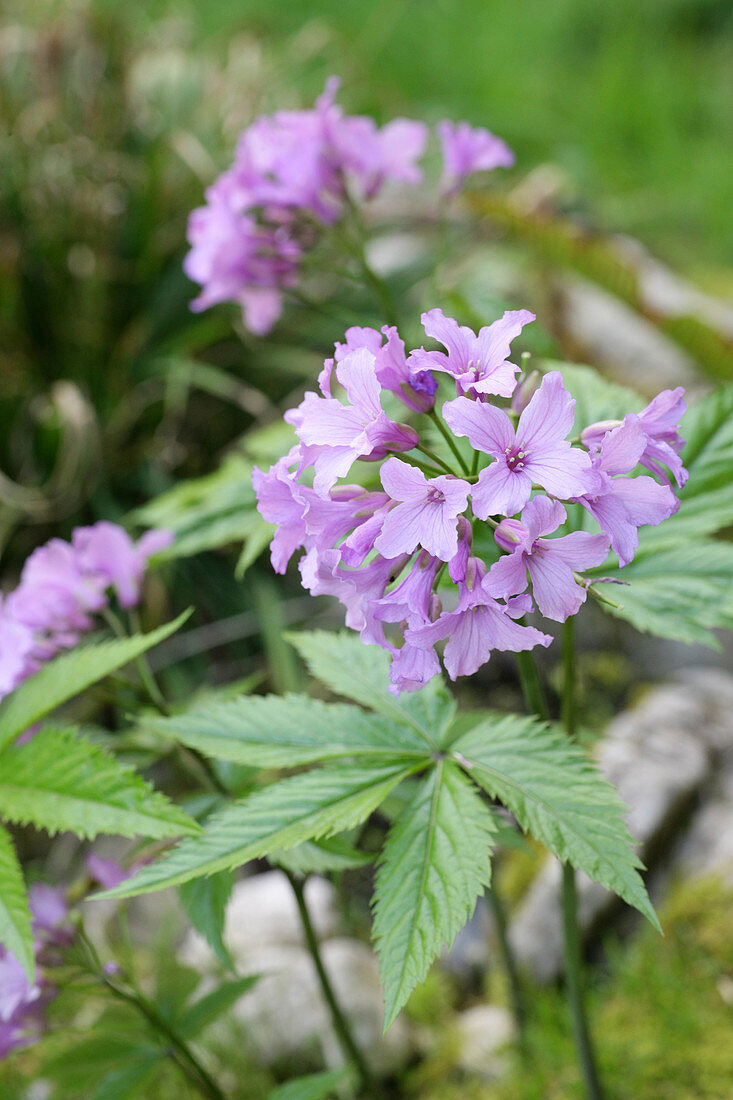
[285,348,418,496]
[444,371,599,518]
[184,78,428,334]
[582,388,688,489]
[489,496,610,621]
[415,307,534,399]
[374,459,471,561]
[437,120,514,194]
[254,309,686,692]
[0,524,172,703]
[405,560,552,682]
[574,418,679,566]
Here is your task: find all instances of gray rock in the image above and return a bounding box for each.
[453,1004,514,1079]
[180,871,409,1072]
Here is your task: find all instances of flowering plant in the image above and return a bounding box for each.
[3,74,733,1100]
[253,311,685,693]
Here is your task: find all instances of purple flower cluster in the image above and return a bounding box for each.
[184,78,513,335]
[0,522,172,704]
[0,886,71,1059]
[254,309,686,694]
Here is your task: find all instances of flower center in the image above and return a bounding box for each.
[426,487,446,505]
[505,442,529,471]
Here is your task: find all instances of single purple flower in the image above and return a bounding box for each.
[582,388,688,488]
[85,854,132,892]
[574,418,679,566]
[415,307,533,399]
[388,637,442,695]
[444,371,599,518]
[285,348,418,496]
[488,496,610,621]
[437,120,514,194]
[329,325,436,413]
[405,560,551,682]
[374,458,470,562]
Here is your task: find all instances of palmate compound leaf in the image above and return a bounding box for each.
[0,611,189,752]
[286,631,455,748]
[141,693,431,768]
[0,822,34,980]
[590,540,733,646]
[373,760,497,1028]
[0,726,198,840]
[100,760,424,899]
[451,713,660,930]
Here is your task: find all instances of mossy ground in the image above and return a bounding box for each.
[406,876,733,1099]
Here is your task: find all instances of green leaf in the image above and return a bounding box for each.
[270,835,371,875]
[179,869,234,970]
[178,975,259,1039]
[0,726,198,839]
[373,760,496,1028]
[0,612,189,752]
[0,822,34,981]
[101,761,421,898]
[287,631,455,748]
[592,541,733,646]
[452,714,659,929]
[542,360,643,427]
[267,1070,346,1100]
[132,453,263,559]
[144,693,431,768]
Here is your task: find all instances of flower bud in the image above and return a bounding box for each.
[511,370,541,414]
[495,517,528,553]
[581,419,623,450]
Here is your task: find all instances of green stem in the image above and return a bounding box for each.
[561,863,604,1100]
[428,408,470,475]
[285,871,378,1097]
[515,650,550,721]
[415,442,454,476]
[560,619,604,1100]
[516,634,605,1100]
[80,933,224,1100]
[486,881,528,1055]
[104,976,226,1100]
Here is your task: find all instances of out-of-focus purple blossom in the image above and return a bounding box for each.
[489,496,610,621]
[85,854,132,892]
[415,308,533,399]
[184,78,429,335]
[72,523,173,610]
[0,884,70,1061]
[574,418,679,566]
[0,524,172,706]
[444,371,599,518]
[437,120,515,195]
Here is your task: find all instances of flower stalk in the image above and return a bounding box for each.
[284,870,378,1097]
